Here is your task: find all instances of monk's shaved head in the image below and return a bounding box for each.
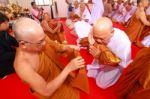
[13,17,44,42]
[93,17,113,35]
[93,17,114,44]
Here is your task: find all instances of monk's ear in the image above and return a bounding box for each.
[19,41,26,48]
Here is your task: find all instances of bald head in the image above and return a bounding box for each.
[13,17,44,41]
[93,17,113,44]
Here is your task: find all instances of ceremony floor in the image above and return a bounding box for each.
[0,19,140,99]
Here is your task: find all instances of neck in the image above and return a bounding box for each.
[18,48,40,56]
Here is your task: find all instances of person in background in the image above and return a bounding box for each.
[0,12,18,78]
[31,1,43,23]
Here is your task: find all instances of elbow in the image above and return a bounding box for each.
[42,92,52,97]
[39,88,54,97]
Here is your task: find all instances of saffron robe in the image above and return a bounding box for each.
[118,48,150,99]
[125,13,145,42]
[33,37,89,99]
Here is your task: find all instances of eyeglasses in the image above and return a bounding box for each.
[18,37,45,46]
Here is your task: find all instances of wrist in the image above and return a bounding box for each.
[63,66,71,74]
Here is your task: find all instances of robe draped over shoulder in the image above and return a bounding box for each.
[33,37,89,99]
[125,13,145,42]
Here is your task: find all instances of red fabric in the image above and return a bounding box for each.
[0,20,140,99]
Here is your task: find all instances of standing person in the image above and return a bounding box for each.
[0,12,18,78]
[31,2,43,23]
[66,0,74,18]
[89,0,104,24]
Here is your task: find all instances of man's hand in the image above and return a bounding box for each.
[64,45,80,51]
[89,45,101,59]
[65,56,85,72]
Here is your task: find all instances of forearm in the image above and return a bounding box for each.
[45,67,70,96]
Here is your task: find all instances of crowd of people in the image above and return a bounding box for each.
[0,0,150,99]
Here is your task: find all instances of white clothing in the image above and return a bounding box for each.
[81,7,91,23]
[124,5,137,23]
[74,20,92,38]
[112,3,127,23]
[87,28,131,89]
[74,20,92,47]
[142,34,150,47]
[146,6,150,15]
[73,7,80,16]
[31,8,40,23]
[89,0,104,24]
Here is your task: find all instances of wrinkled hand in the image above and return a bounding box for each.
[89,45,101,59]
[65,56,85,72]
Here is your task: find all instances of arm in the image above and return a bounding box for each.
[139,11,150,26]
[15,56,85,97]
[41,21,60,34]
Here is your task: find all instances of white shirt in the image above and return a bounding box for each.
[142,34,150,47]
[74,20,92,38]
[87,28,131,89]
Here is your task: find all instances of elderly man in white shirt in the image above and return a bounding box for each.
[87,17,131,89]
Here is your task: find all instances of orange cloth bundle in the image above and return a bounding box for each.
[94,44,121,67]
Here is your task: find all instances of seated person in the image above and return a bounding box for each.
[0,12,18,78]
[87,17,131,89]
[13,18,89,99]
[117,48,150,99]
[41,13,66,44]
[65,19,92,47]
[125,0,150,47]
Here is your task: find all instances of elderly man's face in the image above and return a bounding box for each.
[93,28,113,45]
[21,32,46,53]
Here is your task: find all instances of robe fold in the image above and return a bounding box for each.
[125,13,145,42]
[118,48,150,99]
[32,37,89,99]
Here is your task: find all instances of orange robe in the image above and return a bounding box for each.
[33,37,89,99]
[141,15,150,39]
[42,20,66,44]
[117,48,150,99]
[125,13,145,42]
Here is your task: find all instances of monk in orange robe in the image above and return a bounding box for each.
[117,48,150,99]
[41,13,66,44]
[13,18,89,99]
[125,0,150,47]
